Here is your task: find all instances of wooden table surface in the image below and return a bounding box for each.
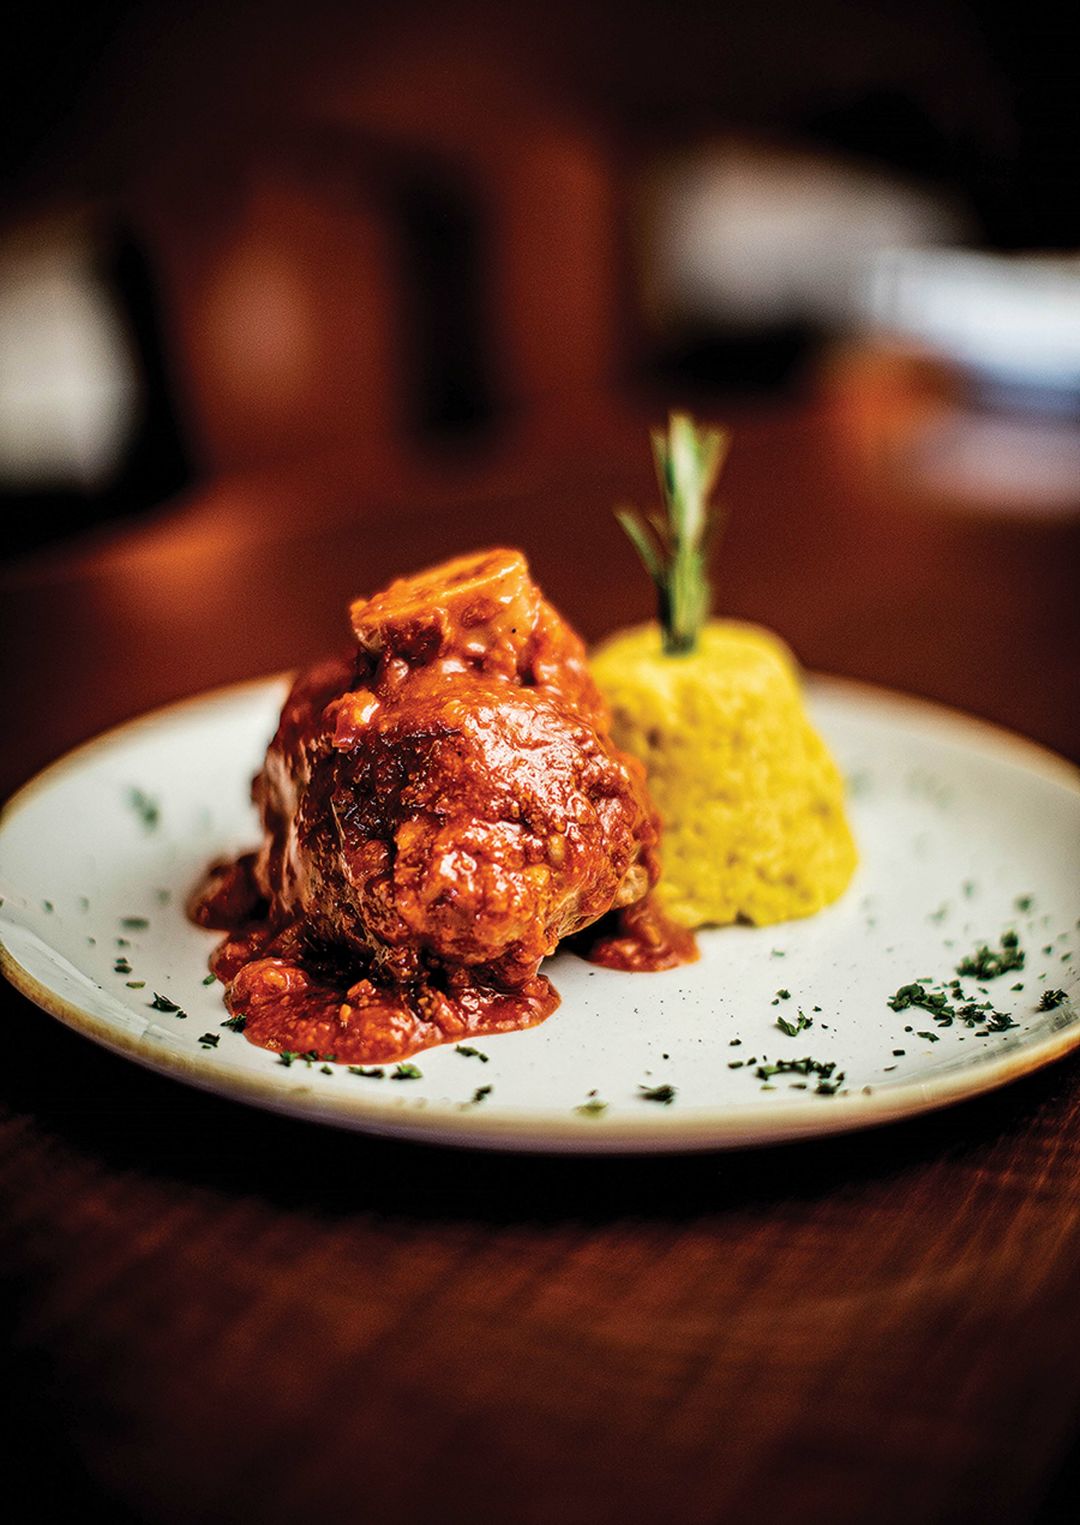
[2,388,1079,1524]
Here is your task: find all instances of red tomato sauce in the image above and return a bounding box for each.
[189,855,693,1065]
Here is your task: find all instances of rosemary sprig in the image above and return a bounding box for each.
[616,412,730,655]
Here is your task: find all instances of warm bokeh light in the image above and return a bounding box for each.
[1,0,1077,559]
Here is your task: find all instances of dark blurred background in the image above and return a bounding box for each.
[2,19,1080,1519]
[2,0,1078,561]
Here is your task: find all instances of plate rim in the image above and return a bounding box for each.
[2,671,1078,1154]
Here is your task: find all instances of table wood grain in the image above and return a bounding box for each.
[2,391,1079,1523]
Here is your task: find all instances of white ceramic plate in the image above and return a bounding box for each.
[1,676,1077,1152]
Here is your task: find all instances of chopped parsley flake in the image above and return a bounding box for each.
[755,1057,840,1086]
[1015,895,1034,912]
[638,1082,677,1104]
[203,973,217,985]
[197,1033,219,1048]
[915,1031,940,1042]
[471,1085,493,1104]
[42,900,54,913]
[125,980,145,989]
[121,916,150,930]
[220,1014,247,1032]
[126,787,160,830]
[149,992,186,1017]
[277,1051,299,1067]
[887,979,1016,1032]
[956,930,1024,980]
[575,1098,608,1116]
[1038,989,1068,1011]
[455,1044,489,1062]
[348,1065,384,1078]
[392,1063,423,1080]
[114,958,132,974]
[777,1009,813,1038]
[320,1065,334,1075]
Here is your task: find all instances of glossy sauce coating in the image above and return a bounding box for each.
[190,550,696,1062]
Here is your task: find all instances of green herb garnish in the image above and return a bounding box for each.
[615,413,730,655]
[149,992,186,1016]
[638,1082,677,1104]
[576,1097,608,1116]
[127,787,160,830]
[348,1065,384,1078]
[889,982,949,1016]
[755,1057,839,1083]
[221,1014,247,1032]
[887,979,1016,1032]
[777,1009,812,1038]
[277,1051,299,1067]
[197,1033,219,1048]
[471,1085,493,1104]
[121,916,150,930]
[956,930,1024,980]
[392,1062,423,1080]
[455,1044,489,1062]
[1038,989,1068,1011]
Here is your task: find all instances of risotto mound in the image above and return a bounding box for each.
[590,620,857,929]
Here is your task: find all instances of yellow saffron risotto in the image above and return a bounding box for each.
[591,620,857,929]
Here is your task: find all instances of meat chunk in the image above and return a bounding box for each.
[258,550,658,969]
[193,549,689,1063]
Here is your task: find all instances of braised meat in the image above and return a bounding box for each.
[192,549,693,1063]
